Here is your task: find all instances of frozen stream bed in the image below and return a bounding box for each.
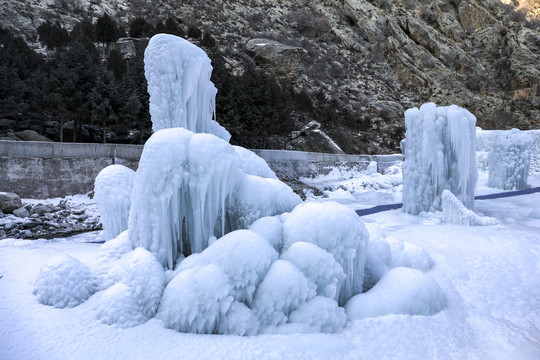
[1,169,539,360]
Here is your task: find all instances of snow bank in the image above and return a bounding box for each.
[176,229,278,306]
[488,129,533,190]
[158,264,233,334]
[233,146,278,179]
[253,260,316,329]
[94,164,135,240]
[283,202,369,305]
[227,171,301,230]
[33,254,96,308]
[128,128,238,269]
[442,190,498,226]
[345,267,445,320]
[403,103,477,214]
[144,34,230,141]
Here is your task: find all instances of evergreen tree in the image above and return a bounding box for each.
[96,13,120,52]
[37,21,70,50]
[129,17,155,38]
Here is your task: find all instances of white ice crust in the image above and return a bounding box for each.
[94,164,135,240]
[144,34,230,141]
[403,103,477,214]
[33,254,96,308]
[488,128,533,190]
[232,146,278,179]
[442,190,498,226]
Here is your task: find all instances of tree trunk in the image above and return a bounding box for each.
[102,117,107,143]
[59,116,64,142]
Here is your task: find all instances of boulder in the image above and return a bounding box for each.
[114,37,150,60]
[13,207,30,218]
[291,121,344,154]
[245,39,307,79]
[30,204,56,216]
[0,192,23,213]
[13,130,53,142]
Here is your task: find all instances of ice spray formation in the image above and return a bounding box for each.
[402,103,478,214]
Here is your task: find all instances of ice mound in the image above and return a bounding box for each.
[488,128,533,190]
[288,296,347,333]
[345,267,446,320]
[386,236,434,271]
[442,190,498,226]
[403,103,477,214]
[95,248,165,327]
[94,164,135,240]
[233,146,278,179]
[218,301,260,336]
[283,202,369,305]
[93,230,134,290]
[129,128,238,269]
[253,260,316,329]
[529,208,540,219]
[248,215,284,253]
[227,171,301,230]
[281,241,346,301]
[33,254,96,308]
[176,230,278,306]
[144,34,230,141]
[158,264,233,334]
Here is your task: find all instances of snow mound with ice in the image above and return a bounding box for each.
[288,296,347,333]
[283,201,369,305]
[345,267,446,320]
[248,215,284,253]
[144,34,230,141]
[158,264,233,334]
[488,128,533,190]
[176,229,278,306]
[529,208,540,219]
[33,254,96,308]
[253,259,316,329]
[95,283,147,328]
[227,171,302,230]
[93,231,134,290]
[94,164,135,240]
[403,103,477,214]
[281,241,346,300]
[218,301,260,336]
[442,190,498,226]
[233,146,278,179]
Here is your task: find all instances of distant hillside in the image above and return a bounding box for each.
[1,0,539,154]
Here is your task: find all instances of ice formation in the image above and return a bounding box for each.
[233,146,278,179]
[94,165,135,240]
[227,171,302,230]
[144,34,230,141]
[345,267,446,320]
[33,254,96,308]
[442,190,498,226]
[248,215,284,253]
[282,202,369,305]
[288,296,347,333]
[176,229,278,306]
[402,103,477,214]
[93,230,134,290]
[128,128,238,269]
[488,129,533,190]
[218,301,261,336]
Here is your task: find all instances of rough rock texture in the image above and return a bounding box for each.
[291,121,344,154]
[1,0,539,153]
[245,39,308,79]
[0,192,23,214]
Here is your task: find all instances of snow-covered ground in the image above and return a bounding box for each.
[1,166,540,360]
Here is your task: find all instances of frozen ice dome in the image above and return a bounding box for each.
[218,301,260,336]
[386,236,434,271]
[33,254,96,308]
[233,146,278,179]
[488,128,533,190]
[248,215,284,253]
[176,229,278,306]
[144,34,230,141]
[403,103,477,214]
[283,201,369,305]
[158,264,233,334]
[94,164,135,240]
[93,230,134,291]
[345,267,446,320]
[288,296,347,334]
[95,283,147,328]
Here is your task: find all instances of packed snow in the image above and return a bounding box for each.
[402,103,477,214]
[93,164,135,240]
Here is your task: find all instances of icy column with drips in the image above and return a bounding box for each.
[144,33,230,141]
[402,103,478,214]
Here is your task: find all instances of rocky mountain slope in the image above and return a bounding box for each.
[1,0,540,154]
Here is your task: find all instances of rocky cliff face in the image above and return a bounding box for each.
[1,0,539,154]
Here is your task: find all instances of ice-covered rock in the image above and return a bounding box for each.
[128,128,238,269]
[253,260,316,329]
[345,267,445,320]
[94,165,135,240]
[227,171,301,230]
[288,296,347,334]
[158,264,233,334]
[144,34,230,141]
[282,201,369,305]
[248,215,284,253]
[281,241,346,301]
[442,190,498,226]
[488,128,533,190]
[33,254,96,308]
[176,229,278,306]
[233,146,278,179]
[403,103,477,214]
